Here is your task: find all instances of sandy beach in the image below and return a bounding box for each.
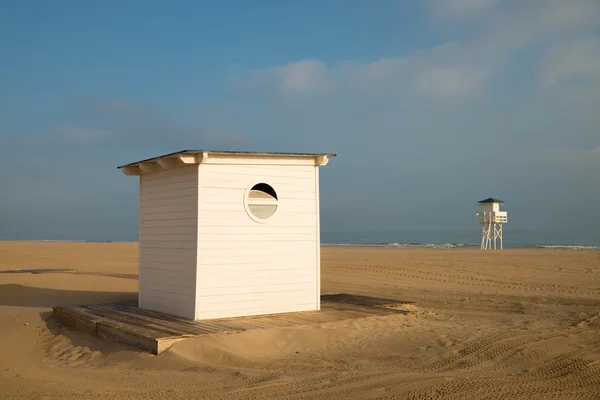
[0,241,599,399]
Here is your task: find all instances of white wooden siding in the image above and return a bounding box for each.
[139,165,198,319]
[196,163,319,320]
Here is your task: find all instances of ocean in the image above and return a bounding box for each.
[320,230,600,250]
[3,229,599,250]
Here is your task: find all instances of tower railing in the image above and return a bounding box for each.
[476,211,507,224]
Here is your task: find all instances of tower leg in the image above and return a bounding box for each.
[499,224,503,250]
[481,222,492,250]
[494,223,498,250]
[481,225,485,249]
[480,221,505,250]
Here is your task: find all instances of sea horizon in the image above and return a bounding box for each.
[1,229,598,250]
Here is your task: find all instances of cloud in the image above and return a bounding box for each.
[244,44,494,99]
[242,1,599,100]
[414,67,489,97]
[539,36,600,86]
[278,60,327,91]
[54,124,110,141]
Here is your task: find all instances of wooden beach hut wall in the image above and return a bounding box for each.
[118,150,335,320]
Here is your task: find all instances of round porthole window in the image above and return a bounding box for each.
[245,183,278,221]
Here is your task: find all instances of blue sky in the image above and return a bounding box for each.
[1,0,599,242]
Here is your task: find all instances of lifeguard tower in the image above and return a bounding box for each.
[476,198,507,250]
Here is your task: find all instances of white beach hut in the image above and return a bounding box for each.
[118,150,335,320]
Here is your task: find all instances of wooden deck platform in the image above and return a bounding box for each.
[53,294,414,354]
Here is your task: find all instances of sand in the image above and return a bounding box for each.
[0,241,599,399]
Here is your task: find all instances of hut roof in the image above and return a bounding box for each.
[118,149,337,170]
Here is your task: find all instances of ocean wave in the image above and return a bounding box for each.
[535,245,600,250]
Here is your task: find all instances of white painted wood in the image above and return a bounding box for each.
[124,151,333,321]
[141,233,200,242]
[140,180,198,194]
[194,162,320,320]
[140,260,198,271]
[315,164,321,310]
[140,273,196,288]
[316,155,329,166]
[195,160,204,320]
[140,211,198,221]
[142,296,196,319]
[118,151,335,176]
[139,281,195,298]
[208,166,316,179]
[140,226,198,235]
[122,165,141,175]
[142,165,197,179]
[139,161,160,173]
[202,267,315,278]
[203,156,317,166]
[199,212,318,227]
[138,177,142,308]
[202,177,315,191]
[198,260,318,269]
[179,153,202,164]
[141,219,198,228]
[197,289,316,307]
[199,274,316,289]
[202,203,315,214]
[477,200,507,250]
[140,187,198,201]
[139,247,197,258]
[196,233,316,242]
[139,164,198,320]
[202,194,315,205]
[157,158,178,169]
[196,303,317,320]
[140,197,198,209]
[140,271,195,283]
[140,241,197,250]
[142,173,197,187]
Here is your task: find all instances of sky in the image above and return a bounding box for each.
[1,0,599,243]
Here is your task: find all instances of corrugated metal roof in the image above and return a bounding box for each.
[477,197,505,204]
[117,149,337,169]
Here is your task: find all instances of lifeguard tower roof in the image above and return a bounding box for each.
[477,197,504,204]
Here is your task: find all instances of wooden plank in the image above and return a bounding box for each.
[52,306,102,336]
[96,321,160,354]
[216,320,271,331]
[262,313,319,327]
[100,304,208,335]
[99,305,208,335]
[83,305,198,336]
[125,306,230,333]
[53,293,414,355]
[240,317,291,328]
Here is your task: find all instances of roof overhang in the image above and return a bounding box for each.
[117,150,337,176]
